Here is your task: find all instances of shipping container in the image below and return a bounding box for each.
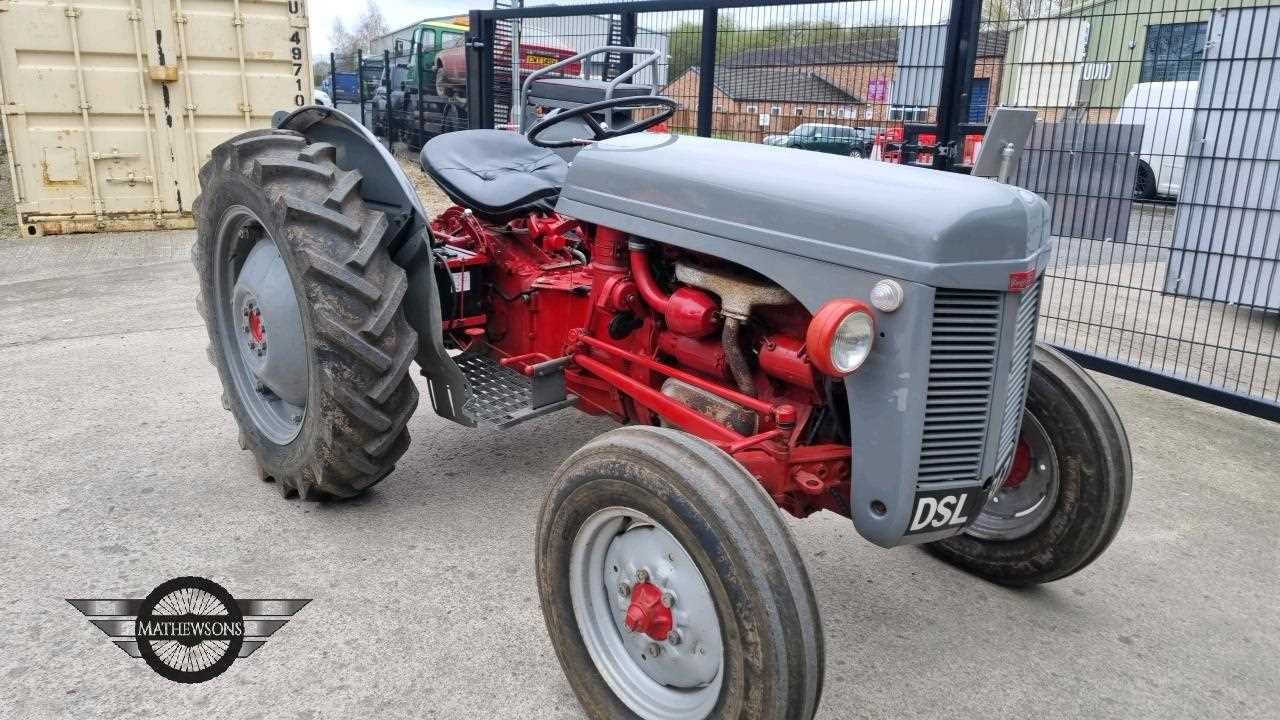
[0,0,313,236]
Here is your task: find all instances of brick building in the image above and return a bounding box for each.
[664,32,1009,141]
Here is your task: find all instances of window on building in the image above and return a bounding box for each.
[714,104,725,112]
[770,106,781,115]
[1140,22,1207,83]
[745,105,758,113]
[889,106,928,122]
[816,107,828,118]
[793,107,805,116]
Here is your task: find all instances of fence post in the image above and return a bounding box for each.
[933,0,982,171]
[415,46,426,147]
[383,49,394,148]
[696,8,718,138]
[356,49,366,127]
[466,10,496,129]
[328,52,337,103]
[618,11,637,78]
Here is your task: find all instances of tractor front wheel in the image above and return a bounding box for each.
[193,129,419,499]
[536,426,823,720]
[926,344,1132,585]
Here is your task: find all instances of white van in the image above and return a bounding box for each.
[1116,81,1198,199]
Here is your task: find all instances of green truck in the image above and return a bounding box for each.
[377,18,579,147]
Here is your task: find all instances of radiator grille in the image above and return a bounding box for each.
[918,290,1002,484]
[994,281,1042,476]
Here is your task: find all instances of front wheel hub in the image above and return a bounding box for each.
[570,508,723,719]
[967,411,1060,541]
[624,582,673,641]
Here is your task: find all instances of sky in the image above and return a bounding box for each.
[310,0,492,54]
[308,0,950,56]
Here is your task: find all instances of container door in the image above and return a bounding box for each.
[0,0,179,224]
[158,0,313,211]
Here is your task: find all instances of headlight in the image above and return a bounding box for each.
[806,300,876,377]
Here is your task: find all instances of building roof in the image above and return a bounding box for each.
[722,30,1009,67]
[691,66,863,104]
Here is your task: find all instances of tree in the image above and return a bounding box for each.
[352,0,390,51]
[328,1,391,59]
[983,0,1062,21]
[666,17,900,82]
[330,17,357,60]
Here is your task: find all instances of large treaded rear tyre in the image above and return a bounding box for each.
[537,426,824,720]
[193,129,418,499]
[926,345,1132,585]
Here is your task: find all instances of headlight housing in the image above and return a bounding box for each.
[806,299,876,377]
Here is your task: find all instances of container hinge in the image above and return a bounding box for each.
[2,103,23,115]
[0,1,13,12]
[289,16,308,29]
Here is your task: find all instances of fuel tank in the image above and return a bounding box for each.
[556,133,1050,290]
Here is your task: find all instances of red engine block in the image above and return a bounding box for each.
[431,210,852,518]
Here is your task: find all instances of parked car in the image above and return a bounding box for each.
[1117,81,1198,199]
[764,123,878,157]
[313,89,331,107]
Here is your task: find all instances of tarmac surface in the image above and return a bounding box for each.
[0,229,1277,719]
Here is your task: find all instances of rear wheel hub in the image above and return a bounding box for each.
[215,209,310,445]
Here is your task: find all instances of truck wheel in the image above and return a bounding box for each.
[192,129,419,499]
[1133,160,1157,199]
[536,426,823,720]
[926,345,1131,585]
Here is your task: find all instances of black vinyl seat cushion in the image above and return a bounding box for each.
[421,129,568,221]
[527,78,653,105]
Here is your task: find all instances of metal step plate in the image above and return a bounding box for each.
[456,353,575,428]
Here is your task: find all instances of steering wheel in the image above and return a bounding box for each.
[526,95,679,149]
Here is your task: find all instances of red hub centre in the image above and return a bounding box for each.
[247,307,265,344]
[624,582,673,641]
[1004,438,1033,489]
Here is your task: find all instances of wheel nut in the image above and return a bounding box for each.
[661,592,675,608]
[617,582,632,598]
[667,630,681,646]
[646,642,661,658]
[635,569,649,584]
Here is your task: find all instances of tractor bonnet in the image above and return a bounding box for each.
[557,133,1051,291]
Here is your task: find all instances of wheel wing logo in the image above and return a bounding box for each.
[68,576,310,683]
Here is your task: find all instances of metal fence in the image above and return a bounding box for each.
[335,0,1278,421]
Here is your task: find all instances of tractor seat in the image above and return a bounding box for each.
[527,78,654,105]
[421,129,567,222]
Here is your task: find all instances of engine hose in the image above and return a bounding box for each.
[628,241,671,313]
[722,317,757,397]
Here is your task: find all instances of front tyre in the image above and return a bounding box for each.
[926,345,1132,585]
[193,129,419,499]
[537,426,823,720]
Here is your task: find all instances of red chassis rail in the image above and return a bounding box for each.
[432,212,851,518]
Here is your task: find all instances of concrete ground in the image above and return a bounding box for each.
[1,228,1278,720]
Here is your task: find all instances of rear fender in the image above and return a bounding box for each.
[273,107,474,426]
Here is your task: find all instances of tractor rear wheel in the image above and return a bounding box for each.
[536,426,823,720]
[925,345,1132,585]
[193,129,419,499]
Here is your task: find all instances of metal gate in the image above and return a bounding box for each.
[0,0,313,236]
[460,0,1279,422]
